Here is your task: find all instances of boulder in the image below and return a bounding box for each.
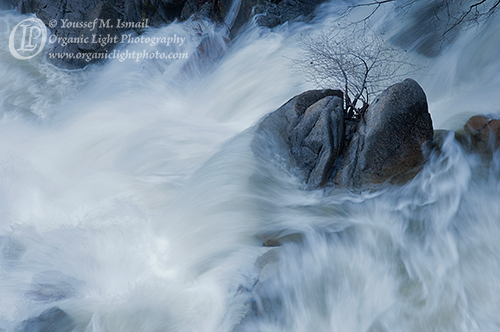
[253,89,344,189]
[464,115,500,151]
[15,307,75,332]
[335,78,433,188]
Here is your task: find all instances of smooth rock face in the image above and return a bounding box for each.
[335,78,433,188]
[289,95,344,188]
[15,307,75,332]
[253,89,344,189]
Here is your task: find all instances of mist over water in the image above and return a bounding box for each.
[1,2,500,331]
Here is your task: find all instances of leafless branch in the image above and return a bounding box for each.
[344,0,500,42]
[292,24,422,118]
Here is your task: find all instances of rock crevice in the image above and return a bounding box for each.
[254,78,435,190]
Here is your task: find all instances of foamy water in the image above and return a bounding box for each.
[1,2,500,331]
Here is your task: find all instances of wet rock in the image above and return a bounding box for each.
[431,129,453,150]
[339,117,360,161]
[26,270,83,303]
[180,0,198,20]
[262,232,304,247]
[335,79,433,188]
[234,248,283,329]
[0,236,26,261]
[15,307,75,332]
[289,96,344,188]
[0,0,15,9]
[256,0,328,27]
[253,89,344,189]
[343,117,360,143]
[15,0,330,68]
[464,115,500,151]
[430,127,500,160]
[432,129,473,153]
[229,0,330,37]
[227,0,266,37]
[255,247,281,270]
[16,0,186,68]
[390,1,460,57]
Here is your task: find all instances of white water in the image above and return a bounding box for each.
[1,2,500,331]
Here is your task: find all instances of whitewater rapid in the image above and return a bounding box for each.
[1,2,500,331]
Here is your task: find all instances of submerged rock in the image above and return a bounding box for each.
[15,307,75,332]
[262,232,304,247]
[335,79,433,188]
[0,236,26,260]
[253,89,344,189]
[26,270,83,303]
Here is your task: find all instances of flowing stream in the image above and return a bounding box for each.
[1,1,500,331]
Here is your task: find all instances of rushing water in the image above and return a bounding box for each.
[1,1,500,331]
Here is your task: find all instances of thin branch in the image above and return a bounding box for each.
[292,23,422,119]
[443,0,487,35]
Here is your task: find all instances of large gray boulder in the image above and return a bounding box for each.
[335,79,433,188]
[253,89,344,189]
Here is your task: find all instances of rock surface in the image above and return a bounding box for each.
[464,115,500,151]
[254,0,328,28]
[15,307,75,332]
[229,0,329,36]
[26,270,83,303]
[288,95,344,188]
[13,0,331,68]
[254,89,344,189]
[335,78,433,188]
[13,0,187,68]
[390,1,458,57]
